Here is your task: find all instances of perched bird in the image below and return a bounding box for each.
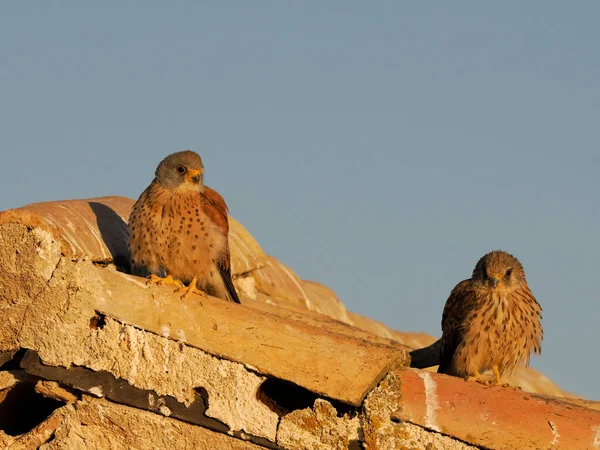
[128,150,240,303]
[438,250,542,385]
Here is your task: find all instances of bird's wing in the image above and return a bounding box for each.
[438,279,476,374]
[200,186,241,303]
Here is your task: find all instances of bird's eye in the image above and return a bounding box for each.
[505,269,513,277]
[176,166,186,174]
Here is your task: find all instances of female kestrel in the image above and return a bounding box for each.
[438,250,543,385]
[128,150,240,303]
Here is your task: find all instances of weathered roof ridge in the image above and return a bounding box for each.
[0,196,597,449]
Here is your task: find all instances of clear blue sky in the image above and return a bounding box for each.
[1,2,598,399]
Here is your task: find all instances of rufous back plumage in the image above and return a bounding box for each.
[128,150,240,303]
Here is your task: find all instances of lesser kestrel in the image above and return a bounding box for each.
[128,150,240,303]
[438,250,542,385]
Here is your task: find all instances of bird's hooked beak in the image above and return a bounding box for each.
[186,168,203,184]
[489,273,501,288]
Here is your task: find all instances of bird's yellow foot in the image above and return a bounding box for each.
[146,274,183,288]
[485,365,512,388]
[174,277,209,300]
[478,366,512,388]
[466,370,489,386]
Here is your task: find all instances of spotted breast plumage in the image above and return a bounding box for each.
[438,250,542,385]
[128,150,240,303]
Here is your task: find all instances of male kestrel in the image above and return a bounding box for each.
[128,150,241,303]
[438,250,542,385]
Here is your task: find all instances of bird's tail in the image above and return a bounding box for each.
[220,270,241,304]
[409,338,442,369]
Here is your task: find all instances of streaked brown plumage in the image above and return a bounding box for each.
[438,250,542,385]
[128,150,240,303]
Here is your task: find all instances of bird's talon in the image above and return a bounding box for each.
[146,274,160,286]
[174,286,207,300]
[174,277,208,300]
[467,378,490,387]
[146,274,183,288]
[466,370,489,386]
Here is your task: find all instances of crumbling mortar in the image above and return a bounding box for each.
[273,413,283,446]
[15,254,65,343]
[96,312,263,378]
[52,313,280,445]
